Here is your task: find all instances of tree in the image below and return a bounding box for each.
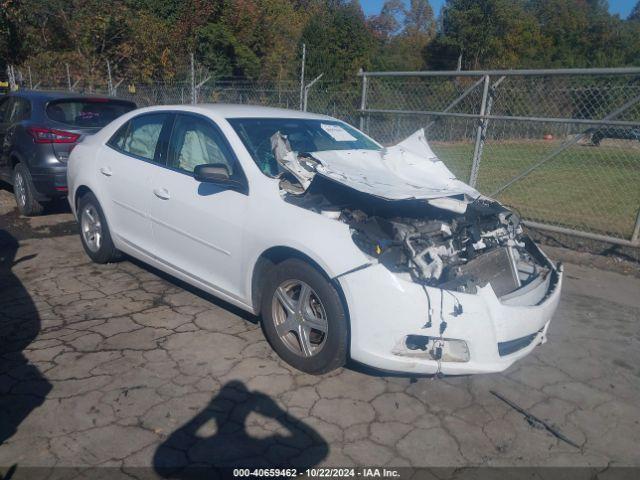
[0,1,21,75]
[1,0,56,70]
[301,1,376,82]
[426,0,543,70]
[622,2,640,65]
[404,0,436,36]
[527,0,627,67]
[40,0,132,86]
[126,0,185,23]
[3,0,638,85]
[119,13,177,82]
[400,0,436,69]
[369,0,435,71]
[368,0,404,41]
[220,0,304,81]
[628,1,640,21]
[195,22,260,80]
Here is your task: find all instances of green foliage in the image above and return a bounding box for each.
[301,1,376,82]
[631,1,640,21]
[369,0,435,71]
[1,0,638,85]
[195,22,260,79]
[125,0,185,22]
[427,0,544,70]
[426,0,639,69]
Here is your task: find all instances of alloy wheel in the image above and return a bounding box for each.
[14,171,26,208]
[80,204,103,252]
[271,279,328,358]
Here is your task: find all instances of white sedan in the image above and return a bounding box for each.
[67,105,562,375]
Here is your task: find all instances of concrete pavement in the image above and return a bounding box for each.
[1,190,639,475]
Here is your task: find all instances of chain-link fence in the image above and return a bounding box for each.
[6,63,640,248]
[360,68,640,248]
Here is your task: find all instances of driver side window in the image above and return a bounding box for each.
[168,114,235,175]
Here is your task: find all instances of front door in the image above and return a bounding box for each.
[96,112,173,255]
[149,113,249,301]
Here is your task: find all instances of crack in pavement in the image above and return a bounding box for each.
[1,200,640,471]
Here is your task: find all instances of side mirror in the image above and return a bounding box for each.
[194,163,247,194]
[194,163,231,182]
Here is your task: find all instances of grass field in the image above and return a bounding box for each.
[430,140,640,239]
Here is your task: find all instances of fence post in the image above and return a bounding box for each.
[303,73,323,112]
[469,75,490,187]
[7,65,16,90]
[632,208,640,245]
[299,43,306,110]
[359,70,368,132]
[190,53,196,104]
[66,63,72,91]
[106,60,113,95]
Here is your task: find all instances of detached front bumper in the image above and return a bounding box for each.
[339,250,563,375]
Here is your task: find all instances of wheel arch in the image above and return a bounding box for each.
[250,246,351,331]
[9,150,25,170]
[74,185,93,210]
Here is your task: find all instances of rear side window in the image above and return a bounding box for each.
[46,99,135,127]
[10,97,31,122]
[108,123,130,150]
[108,113,169,162]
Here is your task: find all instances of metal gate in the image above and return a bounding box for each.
[358,68,640,247]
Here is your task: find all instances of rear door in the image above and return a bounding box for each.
[97,112,173,255]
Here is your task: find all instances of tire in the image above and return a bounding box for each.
[260,258,348,374]
[77,191,121,263]
[13,163,44,216]
[591,133,602,146]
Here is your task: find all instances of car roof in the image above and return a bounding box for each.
[137,103,334,120]
[7,89,135,103]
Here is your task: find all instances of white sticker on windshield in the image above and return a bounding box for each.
[321,123,357,142]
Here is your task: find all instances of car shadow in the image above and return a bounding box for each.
[129,256,442,380]
[0,182,71,216]
[0,230,53,448]
[153,380,328,477]
[346,358,441,380]
[125,256,258,324]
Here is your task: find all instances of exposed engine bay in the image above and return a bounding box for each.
[272,129,551,298]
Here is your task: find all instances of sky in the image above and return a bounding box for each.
[360,0,637,20]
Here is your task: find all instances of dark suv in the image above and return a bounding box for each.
[591,127,640,146]
[0,90,136,215]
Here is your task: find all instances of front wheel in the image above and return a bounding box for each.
[77,192,121,263]
[260,258,348,374]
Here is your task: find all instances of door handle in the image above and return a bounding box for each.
[153,187,170,200]
[99,167,112,177]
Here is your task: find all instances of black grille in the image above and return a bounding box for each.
[498,332,539,357]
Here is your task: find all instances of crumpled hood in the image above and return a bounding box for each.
[314,133,479,200]
[274,128,480,212]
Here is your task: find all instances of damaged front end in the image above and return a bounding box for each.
[341,199,544,297]
[273,128,556,301]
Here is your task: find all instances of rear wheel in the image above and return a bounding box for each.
[13,163,43,216]
[260,258,348,374]
[77,192,121,263]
